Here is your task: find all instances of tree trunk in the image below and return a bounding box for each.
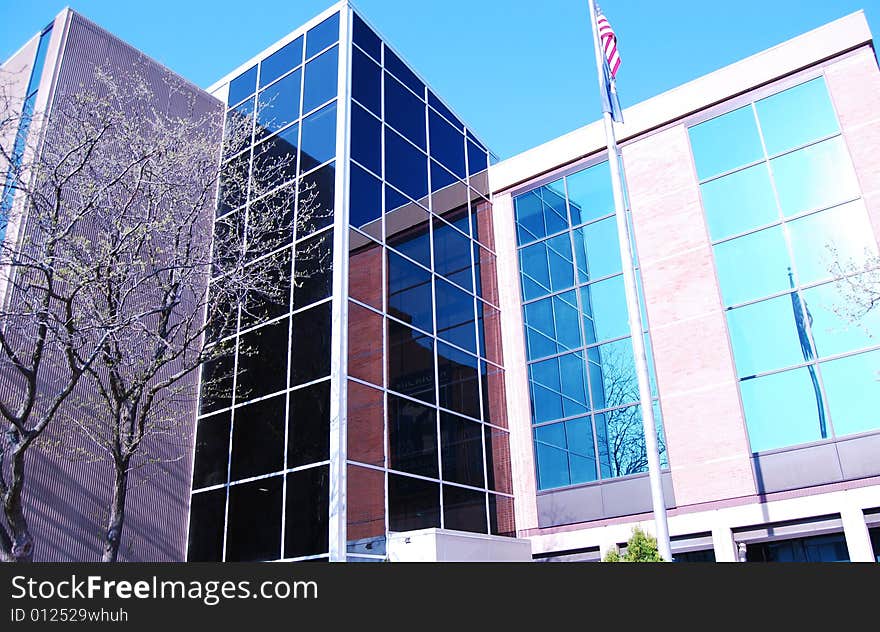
[102,462,128,562]
[1,433,36,562]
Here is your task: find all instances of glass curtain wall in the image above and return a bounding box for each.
[188,11,341,562]
[512,162,666,492]
[688,76,880,454]
[345,10,514,562]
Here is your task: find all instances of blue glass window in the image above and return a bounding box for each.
[440,412,485,488]
[581,276,628,344]
[352,47,381,116]
[257,69,301,138]
[388,394,438,478]
[467,140,489,179]
[437,342,480,419]
[801,282,880,358]
[429,110,465,179]
[771,137,860,217]
[821,351,880,437]
[726,295,809,378]
[388,251,433,333]
[524,291,581,358]
[433,218,472,291]
[384,127,428,203]
[589,338,638,410]
[384,47,424,98]
[352,12,381,61]
[566,163,614,226]
[385,73,426,150]
[388,321,435,404]
[700,163,778,240]
[429,92,464,131]
[302,46,338,115]
[350,163,381,230]
[351,102,381,175]
[435,278,476,353]
[306,13,339,59]
[300,102,336,173]
[519,233,575,301]
[713,226,791,306]
[595,405,651,477]
[755,78,839,156]
[260,36,303,88]
[224,97,254,158]
[689,105,763,180]
[573,217,621,281]
[228,65,257,106]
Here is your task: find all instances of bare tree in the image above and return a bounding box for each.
[0,62,329,562]
[827,245,880,334]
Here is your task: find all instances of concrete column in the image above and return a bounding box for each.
[711,523,738,562]
[841,506,874,562]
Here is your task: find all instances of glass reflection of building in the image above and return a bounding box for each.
[187,4,512,562]
[513,166,664,491]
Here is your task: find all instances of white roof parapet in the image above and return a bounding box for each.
[490,10,873,194]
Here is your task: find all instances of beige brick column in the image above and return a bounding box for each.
[622,125,756,506]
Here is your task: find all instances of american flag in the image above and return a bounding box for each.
[596,8,621,78]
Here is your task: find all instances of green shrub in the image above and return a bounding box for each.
[602,526,665,562]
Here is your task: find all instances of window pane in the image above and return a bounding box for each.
[305,13,339,58]
[756,78,839,155]
[741,367,827,452]
[433,217,472,291]
[291,303,332,386]
[385,72,426,149]
[224,98,254,159]
[582,275,628,345]
[240,249,292,330]
[689,105,763,180]
[298,161,335,235]
[226,475,283,561]
[285,465,329,558]
[566,416,598,483]
[236,318,289,402]
[260,36,303,88]
[386,200,431,268]
[727,295,809,377]
[187,489,226,561]
[257,68,301,138]
[429,92,464,131]
[700,163,778,240]
[524,290,581,358]
[350,163,382,230]
[293,229,333,310]
[437,341,481,419]
[772,137,860,217]
[228,65,257,106]
[435,278,476,353]
[566,162,613,226]
[200,354,235,414]
[388,251,433,332]
[467,140,489,183]
[440,412,485,487]
[351,46,381,115]
[288,380,330,467]
[192,412,231,490]
[573,216,621,281]
[443,485,487,533]
[252,124,298,193]
[535,441,569,490]
[389,474,440,532]
[530,357,562,423]
[788,201,878,286]
[429,110,465,178]
[347,381,384,465]
[353,13,381,61]
[384,47,424,98]
[385,127,428,202]
[821,350,880,437]
[351,102,381,175]
[300,102,337,173]
[217,153,250,216]
[595,405,650,478]
[589,339,638,411]
[388,320,435,403]
[713,226,791,306]
[803,282,880,358]
[563,351,591,417]
[231,393,286,481]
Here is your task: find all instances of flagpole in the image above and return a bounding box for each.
[586,0,672,561]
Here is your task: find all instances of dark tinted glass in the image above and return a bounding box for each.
[306,13,339,58]
[251,124,298,193]
[228,65,257,106]
[437,341,480,419]
[440,412,485,487]
[389,474,440,531]
[217,153,250,216]
[225,476,283,561]
[236,318,289,402]
[291,302,332,385]
[200,354,234,414]
[230,393,286,481]
[489,494,516,536]
[285,465,330,558]
[192,412,231,489]
[260,36,303,88]
[428,92,464,131]
[467,140,489,180]
[187,489,226,561]
[300,103,337,173]
[257,69,301,138]
[433,217,472,290]
[288,380,331,467]
[443,485,487,533]
[298,161,335,235]
[388,320,436,403]
[224,98,254,158]
[303,46,338,115]
[385,73,426,149]
[293,229,333,310]
[435,278,476,353]
[351,47,381,115]
[246,184,295,259]
[353,13,381,60]
[383,47,424,97]
[240,249,292,330]
[386,198,431,267]
[350,163,382,230]
[385,127,428,205]
[389,395,438,477]
[351,102,381,175]
[484,425,512,493]
[387,251,433,332]
[206,277,239,342]
[430,160,459,196]
[429,110,465,178]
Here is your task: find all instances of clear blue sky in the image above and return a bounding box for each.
[2,0,879,159]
